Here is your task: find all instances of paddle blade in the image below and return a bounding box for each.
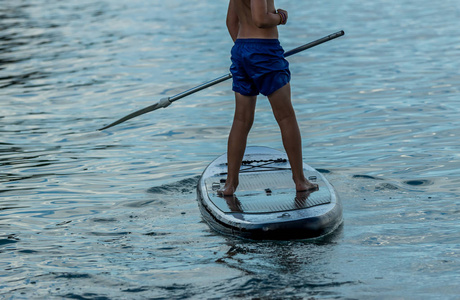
[98,97,171,131]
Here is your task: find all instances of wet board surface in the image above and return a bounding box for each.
[197,146,343,240]
[206,169,332,214]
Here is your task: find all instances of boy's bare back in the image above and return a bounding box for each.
[227,0,287,40]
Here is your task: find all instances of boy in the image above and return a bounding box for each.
[218,0,318,196]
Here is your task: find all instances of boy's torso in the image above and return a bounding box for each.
[235,0,279,39]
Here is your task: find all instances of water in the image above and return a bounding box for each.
[1,0,459,298]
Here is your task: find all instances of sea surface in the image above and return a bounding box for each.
[1,0,459,299]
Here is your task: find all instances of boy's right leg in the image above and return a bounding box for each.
[267,83,318,192]
[218,92,257,196]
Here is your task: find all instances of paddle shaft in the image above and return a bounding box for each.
[99,30,344,130]
[169,30,344,104]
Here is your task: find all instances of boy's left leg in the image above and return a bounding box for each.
[218,92,257,196]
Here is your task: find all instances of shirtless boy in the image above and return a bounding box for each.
[218,0,318,196]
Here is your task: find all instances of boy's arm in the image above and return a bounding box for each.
[226,0,239,42]
[251,0,287,28]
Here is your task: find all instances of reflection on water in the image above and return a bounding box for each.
[1,0,460,298]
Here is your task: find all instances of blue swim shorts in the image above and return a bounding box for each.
[230,39,291,97]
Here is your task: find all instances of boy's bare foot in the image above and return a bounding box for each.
[217,183,237,196]
[295,179,319,192]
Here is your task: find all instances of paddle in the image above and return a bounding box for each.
[98,30,345,131]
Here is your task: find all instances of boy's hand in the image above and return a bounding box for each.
[277,9,288,25]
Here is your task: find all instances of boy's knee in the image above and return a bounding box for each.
[235,113,254,128]
[273,106,295,124]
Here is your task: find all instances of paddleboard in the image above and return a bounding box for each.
[197,146,342,240]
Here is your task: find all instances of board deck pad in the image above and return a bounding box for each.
[205,169,332,214]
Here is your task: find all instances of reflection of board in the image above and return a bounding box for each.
[197,146,343,240]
